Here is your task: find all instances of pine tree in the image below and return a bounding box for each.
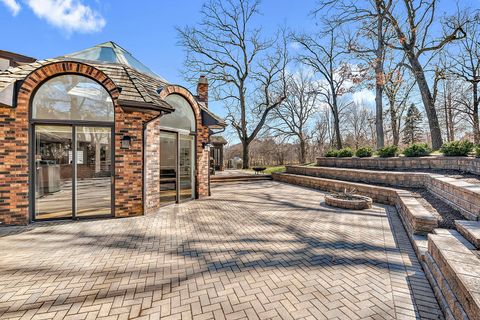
[403,103,424,145]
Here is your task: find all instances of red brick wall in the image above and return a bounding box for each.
[114,110,156,217]
[0,62,211,225]
[0,61,158,225]
[145,117,161,213]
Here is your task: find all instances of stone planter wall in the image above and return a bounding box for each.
[286,166,480,221]
[316,156,480,175]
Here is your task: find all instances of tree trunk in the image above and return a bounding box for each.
[375,3,385,149]
[388,98,400,146]
[473,83,480,144]
[299,138,306,164]
[406,53,443,149]
[242,141,249,169]
[447,94,455,142]
[375,80,385,149]
[333,112,342,149]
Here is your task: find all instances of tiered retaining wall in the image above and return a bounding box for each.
[316,156,480,175]
[272,172,437,240]
[286,165,480,221]
[273,166,480,320]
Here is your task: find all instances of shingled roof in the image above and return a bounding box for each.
[0,42,226,127]
[0,58,174,113]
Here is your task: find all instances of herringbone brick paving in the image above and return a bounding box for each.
[0,181,442,319]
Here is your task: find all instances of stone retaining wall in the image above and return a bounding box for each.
[425,231,480,320]
[316,156,480,175]
[272,172,438,236]
[286,165,480,221]
[274,169,480,320]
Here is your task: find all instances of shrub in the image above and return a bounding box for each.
[325,149,338,157]
[377,145,399,158]
[403,143,431,157]
[440,140,474,156]
[337,147,354,157]
[476,145,480,158]
[355,147,373,158]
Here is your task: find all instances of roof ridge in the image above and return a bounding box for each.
[121,65,153,103]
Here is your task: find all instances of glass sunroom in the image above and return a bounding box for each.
[0,42,226,225]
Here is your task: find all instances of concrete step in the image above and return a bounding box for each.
[211,175,272,183]
[455,220,480,249]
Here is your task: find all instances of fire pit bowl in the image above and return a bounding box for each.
[325,193,372,210]
[252,167,267,174]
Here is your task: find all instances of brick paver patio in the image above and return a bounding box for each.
[0,181,442,320]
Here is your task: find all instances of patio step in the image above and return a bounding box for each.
[455,220,480,249]
[285,165,480,221]
[425,231,480,320]
[211,175,272,183]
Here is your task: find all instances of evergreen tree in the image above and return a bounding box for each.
[403,103,424,145]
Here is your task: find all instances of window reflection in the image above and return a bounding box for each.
[162,94,195,131]
[32,75,114,122]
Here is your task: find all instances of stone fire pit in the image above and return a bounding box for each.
[325,192,373,210]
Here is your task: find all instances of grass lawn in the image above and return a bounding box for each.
[248,165,286,174]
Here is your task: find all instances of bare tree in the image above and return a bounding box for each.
[316,0,389,149]
[269,71,319,163]
[446,12,480,143]
[177,0,288,168]
[344,101,374,149]
[379,0,466,149]
[312,109,333,156]
[293,29,359,149]
[383,55,415,146]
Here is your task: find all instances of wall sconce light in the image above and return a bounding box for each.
[202,142,213,150]
[121,135,132,149]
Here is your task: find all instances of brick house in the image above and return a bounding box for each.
[0,42,225,225]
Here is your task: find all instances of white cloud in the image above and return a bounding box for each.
[353,89,375,106]
[1,0,105,34]
[0,0,21,15]
[25,0,106,33]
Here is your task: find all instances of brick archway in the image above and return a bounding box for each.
[0,61,121,225]
[158,85,201,123]
[19,61,120,104]
[158,85,210,200]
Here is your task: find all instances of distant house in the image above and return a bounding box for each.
[0,50,36,71]
[0,41,226,225]
[210,135,227,172]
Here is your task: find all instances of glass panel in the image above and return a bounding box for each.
[179,135,195,201]
[35,125,73,219]
[160,131,177,204]
[76,126,112,217]
[65,46,119,64]
[162,94,195,131]
[32,75,114,122]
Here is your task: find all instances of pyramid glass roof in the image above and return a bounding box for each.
[61,42,167,82]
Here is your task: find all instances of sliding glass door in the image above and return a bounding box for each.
[33,125,113,220]
[159,131,195,205]
[75,126,112,217]
[179,134,194,201]
[34,125,73,219]
[159,131,177,205]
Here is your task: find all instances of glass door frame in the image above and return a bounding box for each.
[29,120,115,222]
[159,127,196,206]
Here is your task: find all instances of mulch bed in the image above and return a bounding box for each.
[403,188,465,229]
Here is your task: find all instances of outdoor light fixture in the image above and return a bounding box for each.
[202,142,213,150]
[121,135,132,149]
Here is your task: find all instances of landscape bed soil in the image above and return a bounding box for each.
[405,188,464,229]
